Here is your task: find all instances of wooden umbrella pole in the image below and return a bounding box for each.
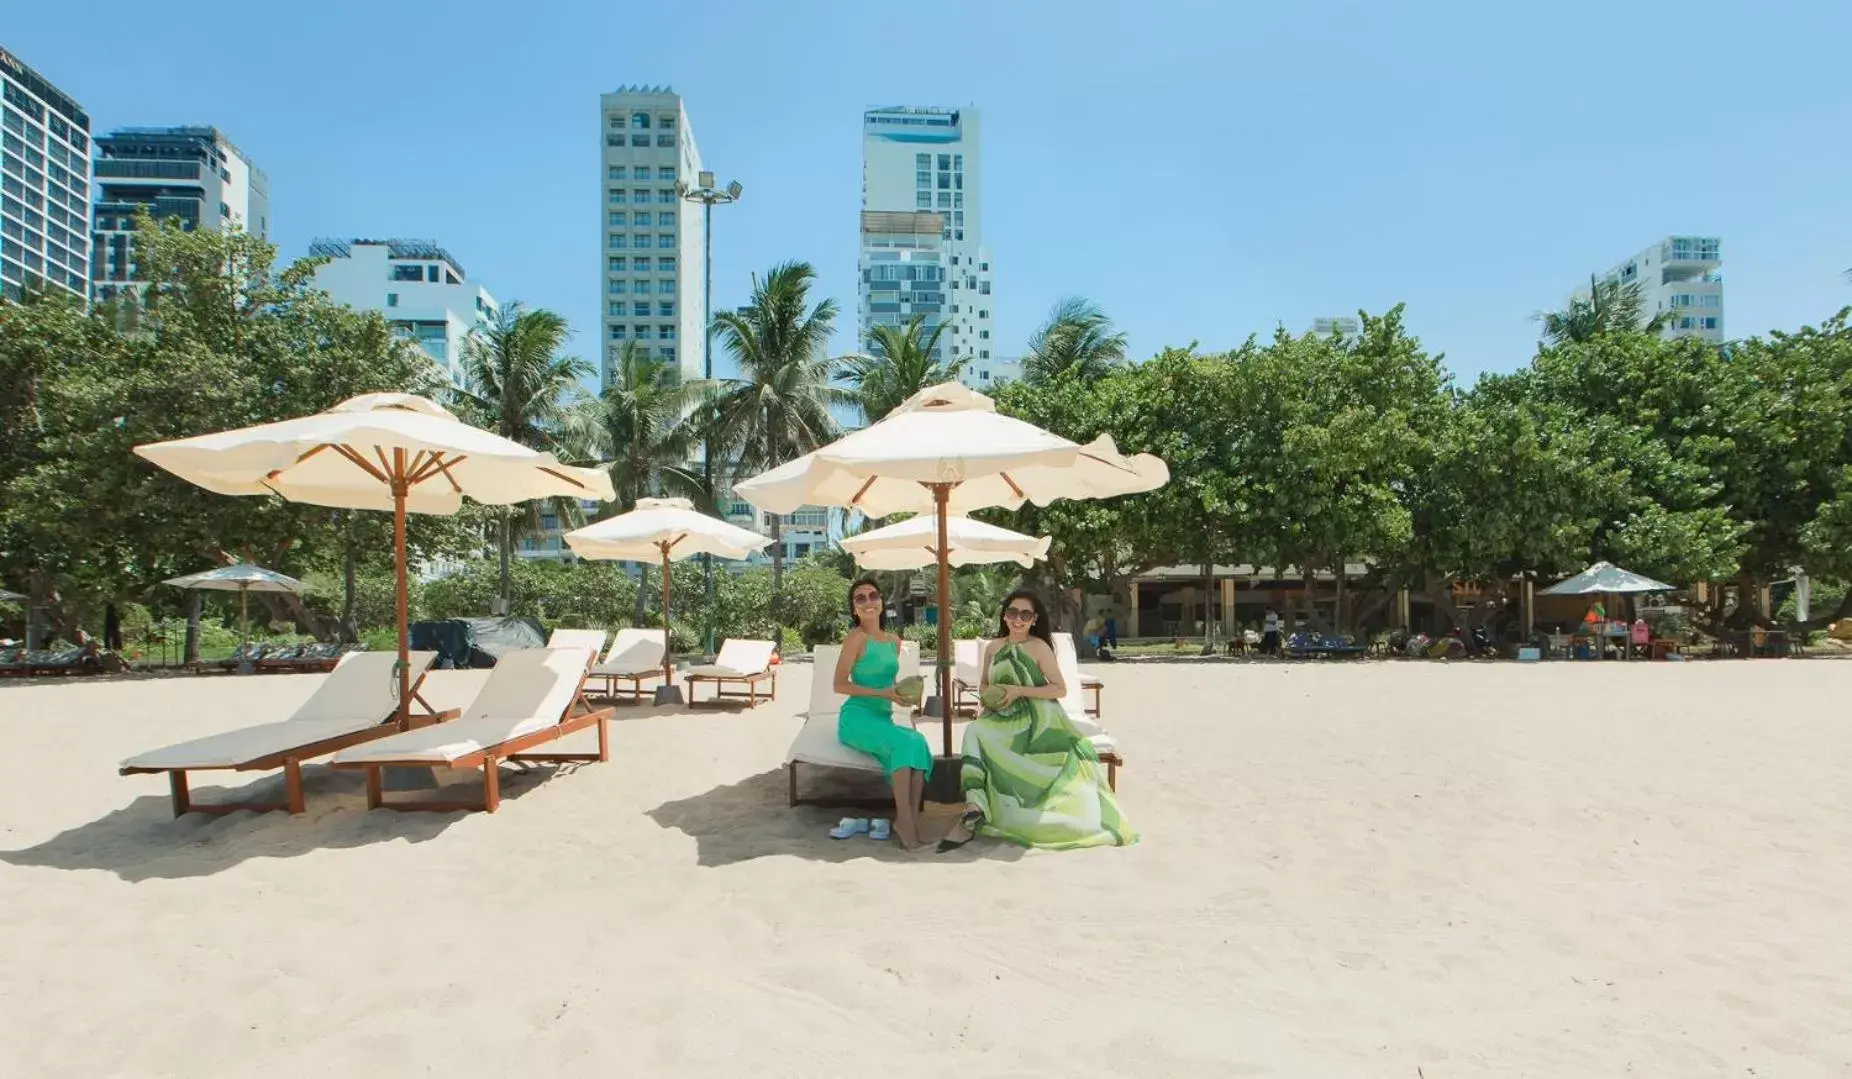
[934,484,953,757]
[392,448,411,730]
[660,542,674,687]
[240,585,250,644]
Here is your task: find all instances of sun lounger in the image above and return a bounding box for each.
[1285,631,1367,659]
[546,628,610,666]
[587,627,669,702]
[785,642,921,806]
[0,645,101,678]
[330,646,613,813]
[1052,633,1122,790]
[951,639,984,715]
[120,651,451,815]
[684,638,778,708]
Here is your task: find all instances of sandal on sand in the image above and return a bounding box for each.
[829,817,870,840]
[869,819,892,841]
[937,810,984,853]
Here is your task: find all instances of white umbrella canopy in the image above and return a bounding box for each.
[135,393,615,724]
[164,564,305,648]
[0,589,23,604]
[1539,561,1676,596]
[841,514,1051,571]
[735,381,1169,755]
[565,498,771,702]
[734,382,1170,517]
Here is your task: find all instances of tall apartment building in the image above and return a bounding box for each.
[859,107,993,378]
[599,87,707,386]
[1310,316,1361,338]
[1570,236,1724,343]
[308,238,497,385]
[91,126,267,299]
[0,45,91,302]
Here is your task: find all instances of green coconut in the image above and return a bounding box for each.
[893,675,925,706]
[979,684,1009,710]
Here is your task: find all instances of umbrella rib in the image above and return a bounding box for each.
[373,446,395,481]
[1077,451,1138,474]
[330,445,391,485]
[998,471,1025,499]
[850,476,879,506]
[538,466,590,490]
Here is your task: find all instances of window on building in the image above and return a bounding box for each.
[659,279,676,294]
[954,211,963,225]
[937,173,950,189]
[632,211,650,226]
[608,189,625,204]
[979,330,989,339]
[657,256,675,272]
[937,154,950,170]
[659,325,676,340]
[656,134,675,148]
[916,170,931,186]
[659,234,675,248]
[954,154,963,171]
[937,193,951,207]
[980,350,990,360]
[658,189,676,204]
[979,281,990,294]
[610,279,628,294]
[915,153,929,168]
[609,256,625,272]
[659,346,676,363]
[632,111,651,129]
[630,134,649,147]
[658,166,675,180]
[658,211,675,226]
[659,115,676,129]
[608,212,624,227]
[386,293,398,308]
[608,301,623,316]
[610,234,627,248]
[391,264,422,282]
[633,301,650,316]
[1702,317,1718,329]
[630,188,648,202]
[1678,317,1694,329]
[915,192,932,208]
[634,324,650,339]
[608,325,626,340]
[658,301,674,317]
[979,262,989,272]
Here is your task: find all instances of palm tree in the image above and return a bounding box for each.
[839,314,967,422]
[457,303,599,606]
[1022,296,1128,384]
[1537,275,1671,345]
[592,340,704,626]
[699,261,851,626]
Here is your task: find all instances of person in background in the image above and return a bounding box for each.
[1104,613,1119,650]
[1630,615,1651,658]
[1261,606,1282,656]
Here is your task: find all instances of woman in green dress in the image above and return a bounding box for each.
[939,589,1137,852]
[834,578,933,849]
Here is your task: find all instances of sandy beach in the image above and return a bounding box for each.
[2,658,1849,1077]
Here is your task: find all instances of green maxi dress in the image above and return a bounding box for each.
[962,641,1137,850]
[836,638,933,781]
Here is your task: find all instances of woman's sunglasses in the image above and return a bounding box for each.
[1002,607,1037,622]
[852,593,882,606]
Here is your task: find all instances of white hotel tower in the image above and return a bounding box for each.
[859,106,994,387]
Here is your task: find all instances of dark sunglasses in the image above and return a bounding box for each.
[1002,607,1037,622]
[852,592,883,605]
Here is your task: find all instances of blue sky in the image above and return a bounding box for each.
[9,0,1851,384]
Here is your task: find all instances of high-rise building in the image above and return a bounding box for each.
[0,45,91,302]
[1310,316,1360,338]
[1569,236,1724,343]
[598,87,707,386]
[308,238,498,385]
[859,106,993,382]
[90,126,267,299]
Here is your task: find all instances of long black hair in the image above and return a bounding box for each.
[995,589,1053,649]
[846,577,888,630]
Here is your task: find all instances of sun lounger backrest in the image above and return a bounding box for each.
[713,638,775,674]
[290,651,437,723]
[604,627,665,667]
[547,629,609,660]
[954,639,982,684]
[810,641,921,721]
[1051,633,1094,727]
[465,647,591,725]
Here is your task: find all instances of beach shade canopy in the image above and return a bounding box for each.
[840,514,1051,571]
[135,393,613,725]
[564,498,771,701]
[1538,561,1677,596]
[165,563,305,645]
[734,381,1168,754]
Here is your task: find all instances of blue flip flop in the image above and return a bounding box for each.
[829,817,870,840]
[869,819,892,841]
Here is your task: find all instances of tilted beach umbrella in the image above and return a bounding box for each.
[135,393,613,727]
[840,513,1051,571]
[164,563,306,646]
[1538,561,1676,596]
[736,382,1168,754]
[564,497,771,703]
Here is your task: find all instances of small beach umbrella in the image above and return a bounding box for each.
[164,563,305,645]
[1538,561,1675,596]
[563,497,771,703]
[135,393,613,727]
[735,382,1168,754]
[840,514,1051,571]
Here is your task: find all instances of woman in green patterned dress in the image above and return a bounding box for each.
[938,590,1137,852]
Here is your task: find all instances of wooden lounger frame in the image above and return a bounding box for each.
[685,668,776,708]
[1080,676,1103,719]
[588,667,667,703]
[333,678,614,814]
[120,679,456,817]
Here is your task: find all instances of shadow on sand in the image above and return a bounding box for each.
[646,767,1024,869]
[0,760,574,882]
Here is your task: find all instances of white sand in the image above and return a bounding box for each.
[2,659,1850,1077]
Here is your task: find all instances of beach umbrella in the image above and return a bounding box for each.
[135,393,613,727]
[0,588,22,604]
[563,497,771,703]
[840,513,1051,571]
[1538,561,1675,596]
[735,382,1168,754]
[164,563,305,646]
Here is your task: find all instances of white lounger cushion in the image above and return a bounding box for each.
[592,627,666,676]
[953,639,982,686]
[1052,634,1108,739]
[686,638,775,679]
[547,629,609,659]
[787,642,920,772]
[333,647,591,765]
[121,651,438,770]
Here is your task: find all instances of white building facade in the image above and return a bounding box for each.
[859,107,993,374]
[0,45,91,303]
[1571,235,1724,343]
[308,238,497,385]
[599,87,707,386]
[1310,316,1361,338]
[91,125,267,300]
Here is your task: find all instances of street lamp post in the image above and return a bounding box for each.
[677,171,743,655]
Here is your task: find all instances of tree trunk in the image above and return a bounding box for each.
[769,514,784,632]
[634,561,650,627]
[1335,560,1348,636]
[183,591,201,664]
[498,511,513,611]
[340,526,359,643]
